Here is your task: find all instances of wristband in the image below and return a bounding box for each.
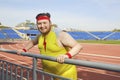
[66,53,72,58]
[22,48,27,52]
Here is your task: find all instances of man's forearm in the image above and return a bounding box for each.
[68,43,82,57]
[23,41,35,51]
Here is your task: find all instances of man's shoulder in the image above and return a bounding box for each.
[53,28,68,37]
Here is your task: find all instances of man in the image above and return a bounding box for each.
[18,13,82,80]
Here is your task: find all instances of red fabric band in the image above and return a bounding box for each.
[37,16,50,21]
[22,48,27,52]
[43,37,47,51]
[66,53,72,58]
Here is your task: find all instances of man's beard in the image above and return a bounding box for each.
[39,27,51,35]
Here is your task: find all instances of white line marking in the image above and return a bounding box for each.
[77,78,83,80]
[9,45,16,50]
[79,53,120,59]
[0,45,3,48]
[1,45,120,79]
[77,67,120,78]
[0,54,29,65]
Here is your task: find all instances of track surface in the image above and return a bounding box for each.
[0,41,120,80]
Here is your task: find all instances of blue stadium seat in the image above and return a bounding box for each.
[90,32,112,39]
[19,30,39,34]
[106,32,120,40]
[1,29,22,39]
[68,31,96,40]
[0,32,6,39]
[1,29,120,40]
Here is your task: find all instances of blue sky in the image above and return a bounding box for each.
[0,0,120,31]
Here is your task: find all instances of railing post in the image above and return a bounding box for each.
[6,62,8,80]
[33,57,37,80]
[2,61,4,80]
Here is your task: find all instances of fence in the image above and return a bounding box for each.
[0,48,120,80]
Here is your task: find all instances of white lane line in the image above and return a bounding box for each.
[4,43,120,60]
[77,78,83,80]
[15,44,40,53]
[2,44,120,60]
[9,45,16,50]
[0,54,30,65]
[0,45,3,48]
[81,43,120,46]
[77,68,120,78]
[79,53,120,59]
[15,43,24,49]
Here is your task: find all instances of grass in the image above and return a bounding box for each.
[77,40,120,44]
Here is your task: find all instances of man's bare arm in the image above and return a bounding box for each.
[56,31,82,63]
[17,34,40,54]
[23,34,40,51]
[59,31,82,57]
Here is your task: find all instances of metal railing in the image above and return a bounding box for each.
[0,48,120,80]
[0,60,70,80]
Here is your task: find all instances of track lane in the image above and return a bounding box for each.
[0,41,120,80]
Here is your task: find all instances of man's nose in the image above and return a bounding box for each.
[41,23,44,27]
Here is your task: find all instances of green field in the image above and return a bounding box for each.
[77,40,120,44]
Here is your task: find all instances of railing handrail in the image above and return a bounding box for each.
[0,48,120,72]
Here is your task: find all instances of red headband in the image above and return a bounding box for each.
[36,16,50,21]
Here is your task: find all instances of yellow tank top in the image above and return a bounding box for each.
[38,31,77,80]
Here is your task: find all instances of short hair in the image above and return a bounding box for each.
[36,13,51,20]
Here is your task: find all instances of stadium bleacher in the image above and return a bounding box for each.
[106,32,120,40]
[19,30,39,34]
[0,32,6,39]
[0,28,120,40]
[0,28,21,39]
[68,31,97,40]
[68,31,120,40]
[18,29,40,39]
[90,31,112,39]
